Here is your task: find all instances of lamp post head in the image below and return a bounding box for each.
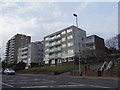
[73,13,77,17]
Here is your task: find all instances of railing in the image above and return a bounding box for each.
[48,35,61,41]
[104,61,113,71]
[100,61,107,71]
[49,47,61,52]
[49,54,61,58]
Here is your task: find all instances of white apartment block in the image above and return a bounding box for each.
[18,41,44,67]
[44,25,86,66]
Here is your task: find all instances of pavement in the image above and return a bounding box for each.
[1,73,119,88]
[20,73,119,80]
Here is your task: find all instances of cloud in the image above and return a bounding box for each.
[0,2,70,59]
[0,2,118,60]
[74,0,93,14]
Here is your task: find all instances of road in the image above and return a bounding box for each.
[1,74,119,89]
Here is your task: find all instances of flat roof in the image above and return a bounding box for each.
[44,25,85,38]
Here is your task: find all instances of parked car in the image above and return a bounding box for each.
[4,68,15,75]
[0,68,4,74]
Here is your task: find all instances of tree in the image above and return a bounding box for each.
[2,61,9,69]
[105,34,119,50]
[12,61,26,71]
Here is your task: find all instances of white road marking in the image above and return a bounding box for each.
[58,84,85,87]
[41,81,56,83]
[34,79,40,80]
[89,85,111,88]
[68,82,111,88]
[8,82,27,84]
[20,80,30,81]
[68,82,85,86]
[0,82,13,87]
[21,85,48,88]
[49,85,54,88]
[20,83,112,88]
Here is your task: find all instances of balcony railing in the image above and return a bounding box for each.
[49,54,61,59]
[49,47,61,52]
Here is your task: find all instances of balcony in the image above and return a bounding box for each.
[49,53,61,59]
[49,34,61,41]
[49,41,61,47]
[62,53,74,58]
[49,47,61,53]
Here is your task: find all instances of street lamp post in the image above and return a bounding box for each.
[0,48,1,62]
[73,13,82,76]
[73,14,78,27]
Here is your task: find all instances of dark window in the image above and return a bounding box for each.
[82,38,84,40]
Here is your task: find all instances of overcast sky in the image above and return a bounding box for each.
[0,1,118,60]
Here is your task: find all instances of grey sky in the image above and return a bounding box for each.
[0,1,118,60]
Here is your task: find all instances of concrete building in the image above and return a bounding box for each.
[17,41,44,67]
[5,34,31,64]
[44,25,86,66]
[85,35,105,62]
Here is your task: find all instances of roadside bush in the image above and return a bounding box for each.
[2,61,8,69]
[112,62,120,72]
[5,63,15,68]
[12,61,26,71]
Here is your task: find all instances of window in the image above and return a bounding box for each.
[51,36,55,40]
[82,38,84,41]
[61,31,66,35]
[45,49,49,52]
[62,37,66,42]
[62,50,68,54]
[52,42,56,46]
[79,43,81,47]
[45,37,49,41]
[45,54,49,57]
[57,40,61,44]
[62,44,66,48]
[57,34,61,38]
[45,43,49,46]
[67,29,72,33]
[68,49,74,54]
[82,44,84,47]
[67,42,73,47]
[67,35,73,40]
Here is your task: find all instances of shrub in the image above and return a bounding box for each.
[12,61,26,71]
[22,65,80,74]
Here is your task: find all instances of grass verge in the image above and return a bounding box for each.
[112,62,120,72]
[21,65,80,74]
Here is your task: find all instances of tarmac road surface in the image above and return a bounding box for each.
[1,74,119,89]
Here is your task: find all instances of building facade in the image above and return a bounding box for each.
[17,41,44,67]
[5,34,31,64]
[85,35,105,62]
[44,25,86,66]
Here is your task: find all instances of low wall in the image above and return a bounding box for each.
[70,71,98,77]
[70,71,120,78]
[103,72,120,77]
[83,71,98,77]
